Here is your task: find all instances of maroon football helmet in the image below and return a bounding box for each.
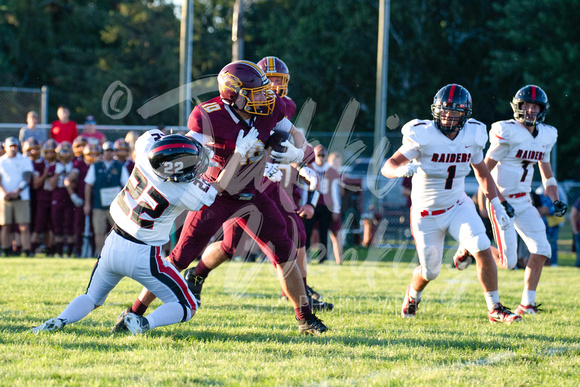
[218,60,276,116]
[73,136,88,158]
[257,56,290,97]
[23,138,42,160]
[42,139,58,163]
[56,141,73,163]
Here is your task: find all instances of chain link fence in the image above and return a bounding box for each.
[0,86,49,125]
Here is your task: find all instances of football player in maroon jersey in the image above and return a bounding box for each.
[113,60,327,335]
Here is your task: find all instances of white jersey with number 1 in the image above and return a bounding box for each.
[109,129,218,246]
[486,119,557,197]
[398,119,487,210]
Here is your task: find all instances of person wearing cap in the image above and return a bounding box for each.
[303,144,342,264]
[0,137,34,257]
[82,116,106,145]
[50,106,78,144]
[19,111,48,145]
[84,141,129,256]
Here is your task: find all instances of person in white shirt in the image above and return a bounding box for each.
[381,84,521,325]
[0,137,34,257]
[31,128,258,335]
[483,85,565,316]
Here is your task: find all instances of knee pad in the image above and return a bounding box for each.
[421,266,440,282]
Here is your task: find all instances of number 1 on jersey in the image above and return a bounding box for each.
[445,165,456,190]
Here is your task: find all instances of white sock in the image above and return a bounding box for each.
[484,290,500,310]
[521,290,536,306]
[145,303,192,330]
[408,286,422,300]
[57,294,97,325]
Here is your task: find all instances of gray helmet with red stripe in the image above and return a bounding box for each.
[431,84,472,134]
[510,85,549,127]
[147,135,209,182]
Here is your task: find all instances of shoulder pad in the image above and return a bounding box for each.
[466,119,488,147]
[402,119,433,148]
[489,120,511,144]
[539,123,558,143]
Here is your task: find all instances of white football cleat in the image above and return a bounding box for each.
[124,313,150,335]
[31,318,66,333]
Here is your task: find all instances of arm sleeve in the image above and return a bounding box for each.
[84,164,96,185]
[271,117,293,133]
[330,178,341,213]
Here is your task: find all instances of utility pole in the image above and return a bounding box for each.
[232,0,244,61]
[374,0,390,152]
[179,0,194,126]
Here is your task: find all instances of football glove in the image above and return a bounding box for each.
[298,166,318,191]
[491,197,510,230]
[234,128,259,159]
[264,163,282,183]
[270,141,304,164]
[553,200,567,217]
[70,193,84,207]
[394,163,418,178]
[501,200,515,218]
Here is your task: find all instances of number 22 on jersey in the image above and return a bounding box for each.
[116,168,169,229]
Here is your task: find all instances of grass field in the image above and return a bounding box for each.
[1,244,579,386]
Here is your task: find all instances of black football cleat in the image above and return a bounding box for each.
[297,315,328,335]
[183,268,205,304]
[306,285,322,300]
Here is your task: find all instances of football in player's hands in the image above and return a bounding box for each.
[266,129,291,154]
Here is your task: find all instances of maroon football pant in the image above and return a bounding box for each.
[168,190,298,271]
[221,182,306,261]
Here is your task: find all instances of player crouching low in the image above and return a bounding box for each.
[381,84,521,325]
[31,128,259,335]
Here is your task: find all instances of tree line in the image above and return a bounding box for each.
[1,0,578,178]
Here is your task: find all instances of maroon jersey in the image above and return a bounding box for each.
[36,160,55,204]
[52,161,74,204]
[188,95,286,196]
[282,96,296,120]
[72,159,90,198]
[123,159,135,174]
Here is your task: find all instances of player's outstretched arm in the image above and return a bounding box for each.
[381,151,415,178]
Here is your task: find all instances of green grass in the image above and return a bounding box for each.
[1,246,579,386]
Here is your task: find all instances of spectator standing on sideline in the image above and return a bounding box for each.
[571,197,580,268]
[82,116,106,145]
[84,141,129,256]
[23,139,47,255]
[65,144,98,257]
[19,111,47,144]
[114,138,135,174]
[326,151,344,264]
[304,145,342,264]
[0,137,34,257]
[535,186,566,267]
[49,142,76,257]
[50,106,77,144]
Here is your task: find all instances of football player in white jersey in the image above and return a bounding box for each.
[382,84,521,324]
[484,85,566,315]
[31,128,259,335]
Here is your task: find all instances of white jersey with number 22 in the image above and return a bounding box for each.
[109,129,218,246]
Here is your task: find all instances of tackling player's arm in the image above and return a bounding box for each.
[211,128,259,193]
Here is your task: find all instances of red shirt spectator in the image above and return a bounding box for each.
[50,106,78,144]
